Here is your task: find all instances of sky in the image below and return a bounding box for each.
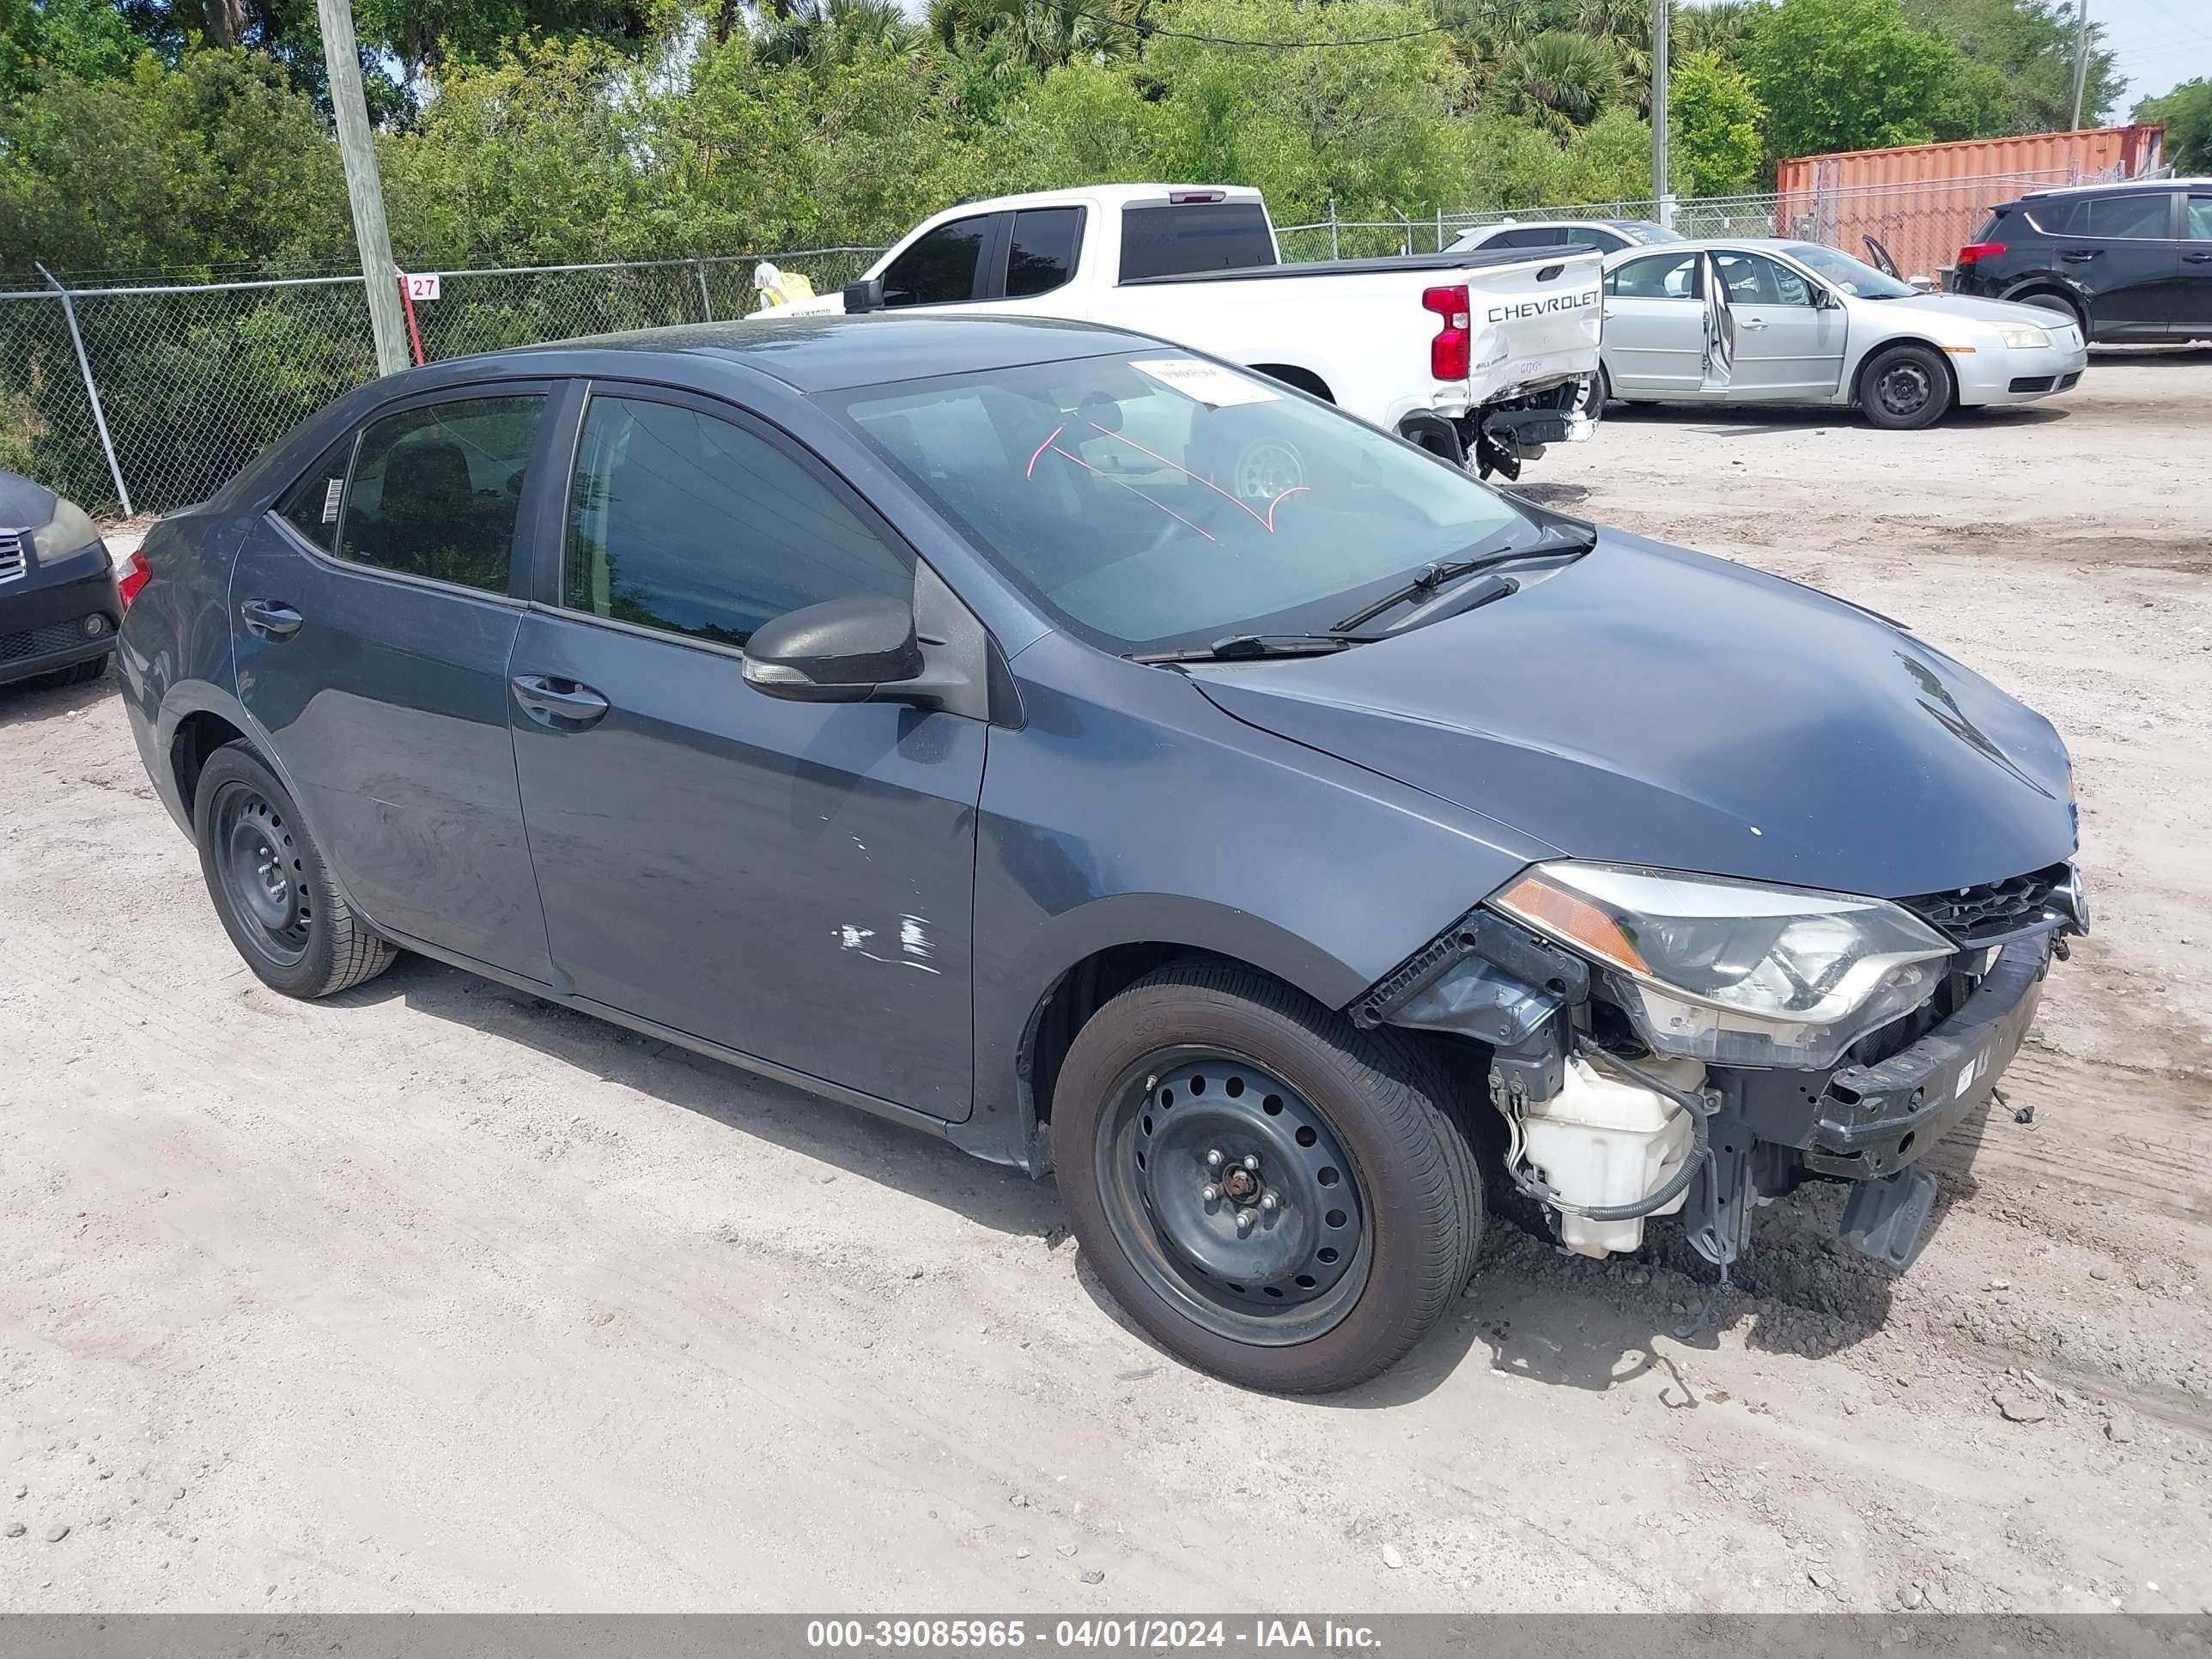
[2091,0,2212,118]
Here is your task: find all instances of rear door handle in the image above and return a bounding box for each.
[1741,317,1769,330]
[2185,252,2212,263]
[510,673,611,727]
[2060,249,2100,262]
[240,599,303,640]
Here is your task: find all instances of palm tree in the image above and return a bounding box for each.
[1579,0,1652,113]
[757,0,927,66]
[1503,29,1620,131]
[1674,0,1758,58]
[927,0,1143,71]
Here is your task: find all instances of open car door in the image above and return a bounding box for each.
[1700,251,1735,391]
[1863,234,1900,278]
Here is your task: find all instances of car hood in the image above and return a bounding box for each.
[0,470,58,535]
[1189,531,2076,899]
[1875,292,2073,333]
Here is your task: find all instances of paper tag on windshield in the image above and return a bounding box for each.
[1129,357,1279,407]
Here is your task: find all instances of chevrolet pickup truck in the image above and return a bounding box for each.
[754,184,1605,480]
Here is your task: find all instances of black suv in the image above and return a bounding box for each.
[1950,179,2212,343]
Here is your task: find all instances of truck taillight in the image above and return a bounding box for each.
[1956,240,2005,267]
[115,548,152,612]
[1423,284,1471,381]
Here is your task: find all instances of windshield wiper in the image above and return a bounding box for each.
[1329,522,1598,634]
[1128,631,1376,665]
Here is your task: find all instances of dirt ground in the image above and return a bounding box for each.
[3,355,2209,1614]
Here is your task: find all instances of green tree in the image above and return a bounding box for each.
[2136,78,2212,173]
[0,46,349,272]
[1906,0,2122,131]
[0,0,138,104]
[1743,0,1973,159]
[1668,46,1762,195]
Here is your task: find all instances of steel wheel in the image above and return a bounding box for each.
[212,782,312,967]
[1093,1046,1370,1346]
[1874,361,1935,421]
[1228,437,1306,505]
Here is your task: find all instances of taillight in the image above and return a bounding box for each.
[1423,283,1471,381]
[1956,241,2006,267]
[1168,188,1227,204]
[115,547,152,612]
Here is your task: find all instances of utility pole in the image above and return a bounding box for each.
[318,0,410,376]
[1651,0,1672,228]
[2069,0,2091,130]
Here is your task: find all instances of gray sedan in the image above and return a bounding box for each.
[1594,238,2090,428]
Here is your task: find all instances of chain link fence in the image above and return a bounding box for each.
[0,249,883,516]
[1279,170,2107,271]
[0,168,2137,516]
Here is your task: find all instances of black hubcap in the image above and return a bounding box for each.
[216,787,311,965]
[1095,1048,1369,1346]
[1877,363,1932,417]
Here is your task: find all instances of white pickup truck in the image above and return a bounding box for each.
[757,184,1605,480]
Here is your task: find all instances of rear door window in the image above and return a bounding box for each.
[1118,203,1275,280]
[881,215,999,307]
[274,431,358,553]
[1006,207,1085,299]
[2186,195,2212,240]
[1607,250,1700,301]
[336,395,544,594]
[2083,193,2174,240]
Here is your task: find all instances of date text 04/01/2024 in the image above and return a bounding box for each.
[804,1620,1382,1650]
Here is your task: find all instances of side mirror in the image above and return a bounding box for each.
[743,592,923,703]
[842,276,886,314]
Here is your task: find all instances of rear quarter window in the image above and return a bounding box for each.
[1119,203,1275,281]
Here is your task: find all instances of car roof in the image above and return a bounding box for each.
[384,313,1166,397]
[1600,235,1803,259]
[935,182,1265,216]
[2016,176,2210,200]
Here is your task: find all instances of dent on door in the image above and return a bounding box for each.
[1701,252,1735,390]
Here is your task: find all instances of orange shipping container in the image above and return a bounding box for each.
[1774,125,2168,283]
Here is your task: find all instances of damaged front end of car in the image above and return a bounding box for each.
[1350,858,2090,1314]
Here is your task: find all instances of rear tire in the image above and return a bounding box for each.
[192,739,395,999]
[2017,289,2087,337]
[1054,959,1483,1393]
[1859,343,1954,431]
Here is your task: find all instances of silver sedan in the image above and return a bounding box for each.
[1593,237,2090,429]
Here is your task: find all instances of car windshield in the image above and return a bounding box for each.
[1784,242,1917,299]
[831,354,1533,653]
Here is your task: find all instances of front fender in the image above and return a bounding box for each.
[960,632,1551,1167]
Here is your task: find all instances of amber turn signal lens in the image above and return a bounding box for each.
[1493,870,1650,975]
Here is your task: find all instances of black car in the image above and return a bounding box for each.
[0,471,140,692]
[118,315,2085,1391]
[1950,178,2212,343]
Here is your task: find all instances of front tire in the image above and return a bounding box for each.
[1054,960,1483,1393]
[1859,343,1954,430]
[192,739,395,999]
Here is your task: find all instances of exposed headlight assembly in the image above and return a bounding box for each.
[29,497,100,564]
[1492,861,1954,1069]
[1996,324,2051,350]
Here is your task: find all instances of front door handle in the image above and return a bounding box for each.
[240,599,303,640]
[2185,252,2212,263]
[2060,249,2100,262]
[510,673,611,727]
